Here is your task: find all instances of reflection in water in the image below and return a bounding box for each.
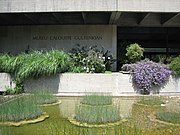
[113,98,136,118]
[59,97,136,118]
[59,97,80,118]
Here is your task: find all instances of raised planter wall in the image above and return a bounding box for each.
[22,73,180,96]
[0,73,15,92]
[1,73,179,95]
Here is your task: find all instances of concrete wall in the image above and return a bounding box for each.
[0,0,180,13]
[1,72,179,94]
[118,0,180,12]
[0,73,15,92]
[0,25,116,54]
[23,73,180,96]
[0,25,117,70]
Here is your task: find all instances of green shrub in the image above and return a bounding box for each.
[16,50,71,82]
[81,94,112,106]
[138,96,165,106]
[126,43,144,63]
[0,50,71,94]
[0,54,17,73]
[156,111,180,124]
[0,96,43,122]
[69,45,114,73]
[169,56,180,76]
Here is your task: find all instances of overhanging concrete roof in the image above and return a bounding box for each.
[0,12,180,27]
[0,0,180,13]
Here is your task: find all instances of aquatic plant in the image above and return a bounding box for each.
[0,95,13,103]
[73,94,121,125]
[81,94,112,106]
[156,111,180,124]
[31,90,57,105]
[75,105,120,124]
[0,96,43,122]
[138,96,165,106]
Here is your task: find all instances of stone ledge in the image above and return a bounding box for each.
[68,117,127,128]
[0,112,49,127]
[39,100,61,107]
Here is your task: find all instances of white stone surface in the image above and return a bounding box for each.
[0,0,116,12]
[118,0,180,12]
[174,77,180,92]
[0,73,14,92]
[0,0,180,13]
[59,73,118,94]
[23,73,180,96]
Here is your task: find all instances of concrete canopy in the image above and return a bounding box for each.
[0,12,180,27]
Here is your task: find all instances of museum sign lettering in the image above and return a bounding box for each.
[32,35,103,40]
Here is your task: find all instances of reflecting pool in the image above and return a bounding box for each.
[0,97,180,135]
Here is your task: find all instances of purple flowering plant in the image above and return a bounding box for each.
[123,59,172,94]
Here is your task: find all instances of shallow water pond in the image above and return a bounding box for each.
[0,97,180,135]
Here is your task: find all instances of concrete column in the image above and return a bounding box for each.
[112,25,117,71]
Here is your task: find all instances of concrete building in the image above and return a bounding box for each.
[0,0,180,70]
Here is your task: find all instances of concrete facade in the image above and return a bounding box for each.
[0,25,116,54]
[23,73,180,96]
[0,0,180,13]
[0,25,117,70]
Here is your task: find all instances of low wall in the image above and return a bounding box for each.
[23,73,180,96]
[1,73,179,95]
[0,73,15,92]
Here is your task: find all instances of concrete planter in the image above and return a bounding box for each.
[0,73,15,92]
[23,73,135,96]
[1,73,179,95]
[23,73,179,96]
[175,77,180,92]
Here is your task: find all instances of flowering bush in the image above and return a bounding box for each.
[69,45,114,73]
[126,60,171,94]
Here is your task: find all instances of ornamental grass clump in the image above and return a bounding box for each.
[75,105,120,124]
[81,94,112,106]
[0,50,71,94]
[156,111,180,124]
[138,96,165,106]
[131,60,171,94]
[74,94,121,125]
[16,50,71,82]
[0,96,43,122]
[31,90,57,105]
